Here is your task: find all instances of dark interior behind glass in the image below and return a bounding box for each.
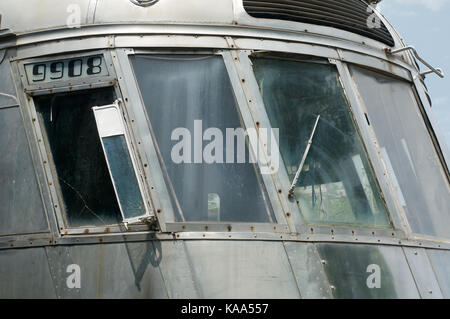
[34,88,122,227]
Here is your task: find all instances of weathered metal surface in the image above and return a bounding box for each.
[403,247,443,299]
[316,243,420,298]
[0,248,56,298]
[45,241,168,298]
[0,49,17,106]
[0,0,92,33]
[426,249,450,298]
[95,0,234,24]
[183,240,301,298]
[284,242,333,299]
[156,240,200,298]
[0,106,49,236]
[0,0,448,300]
[0,0,398,52]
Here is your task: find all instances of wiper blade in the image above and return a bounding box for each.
[288,115,321,198]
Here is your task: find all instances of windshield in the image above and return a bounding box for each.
[131,55,275,223]
[251,56,391,228]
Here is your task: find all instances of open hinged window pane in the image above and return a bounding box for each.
[92,101,152,224]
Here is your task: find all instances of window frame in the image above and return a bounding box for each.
[237,50,409,234]
[334,60,411,234]
[114,48,291,232]
[92,101,154,225]
[345,63,450,241]
[18,50,156,235]
[14,43,446,240]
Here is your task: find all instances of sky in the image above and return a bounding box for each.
[377,0,450,147]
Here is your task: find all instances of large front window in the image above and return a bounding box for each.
[251,56,391,228]
[131,55,275,223]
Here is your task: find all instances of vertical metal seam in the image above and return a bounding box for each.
[281,241,303,299]
[424,248,446,298]
[150,240,171,299]
[401,246,424,299]
[182,241,204,298]
[44,246,60,299]
[312,244,335,298]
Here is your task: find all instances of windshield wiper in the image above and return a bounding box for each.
[288,115,321,198]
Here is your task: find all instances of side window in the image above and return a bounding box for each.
[34,88,150,228]
[349,66,450,238]
[250,56,391,228]
[130,55,275,223]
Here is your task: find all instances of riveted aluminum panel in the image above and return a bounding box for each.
[46,241,168,298]
[45,246,81,298]
[183,240,301,298]
[403,247,443,299]
[284,242,332,298]
[156,240,201,298]
[0,248,56,298]
[426,249,450,298]
[0,106,48,236]
[316,243,420,298]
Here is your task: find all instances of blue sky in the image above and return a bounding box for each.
[377,0,450,147]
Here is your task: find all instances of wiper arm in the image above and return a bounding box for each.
[288,115,321,198]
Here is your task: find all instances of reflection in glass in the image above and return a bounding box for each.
[252,56,391,227]
[208,193,221,222]
[102,135,146,220]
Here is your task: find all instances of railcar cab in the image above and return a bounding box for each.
[0,0,449,248]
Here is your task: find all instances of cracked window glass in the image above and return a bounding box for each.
[34,88,122,227]
[251,56,391,228]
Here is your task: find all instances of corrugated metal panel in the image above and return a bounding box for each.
[243,0,395,46]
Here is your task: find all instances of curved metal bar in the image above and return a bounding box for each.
[0,92,19,104]
[385,45,445,78]
[129,0,159,7]
[288,115,321,197]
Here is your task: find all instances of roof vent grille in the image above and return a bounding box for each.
[243,0,395,46]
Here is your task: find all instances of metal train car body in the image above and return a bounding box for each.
[0,0,449,298]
